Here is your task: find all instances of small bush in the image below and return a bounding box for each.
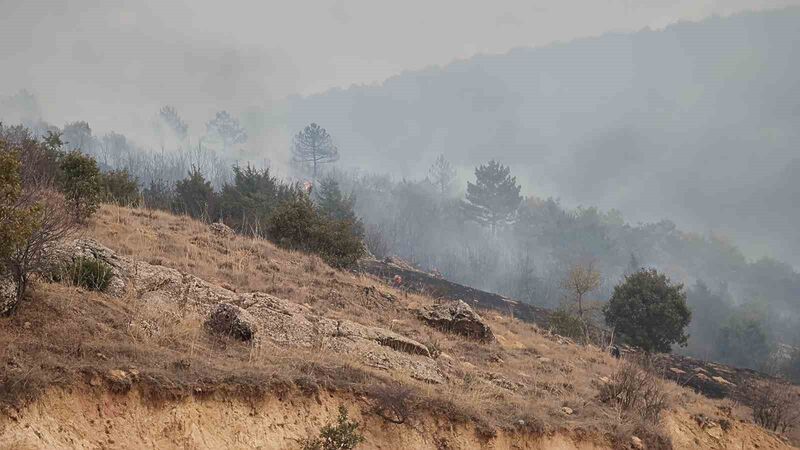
[100,169,139,205]
[549,309,585,340]
[267,196,365,268]
[302,405,365,450]
[368,383,418,425]
[599,357,669,423]
[61,257,114,291]
[738,379,800,433]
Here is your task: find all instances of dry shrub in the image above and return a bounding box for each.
[599,356,670,423]
[366,382,419,424]
[738,379,800,433]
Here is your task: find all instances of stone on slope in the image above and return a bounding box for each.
[417,300,494,342]
[0,276,18,316]
[205,303,258,341]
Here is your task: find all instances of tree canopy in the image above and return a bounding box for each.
[206,110,247,152]
[604,269,692,353]
[463,160,522,232]
[292,123,339,183]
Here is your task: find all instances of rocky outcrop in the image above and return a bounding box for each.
[205,303,258,341]
[234,292,443,383]
[47,239,444,384]
[417,300,494,342]
[0,276,18,316]
[48,239,127,296]
[209,222,235,239]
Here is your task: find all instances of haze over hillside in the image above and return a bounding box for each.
[285,7,800,266]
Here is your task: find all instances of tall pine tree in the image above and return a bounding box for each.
[463,160,522,233]
[292,123,339,184]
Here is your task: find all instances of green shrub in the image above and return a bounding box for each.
[549,309,585,340]
[302,405,365,450]
[266,195,365,268]
[62,257,114,291]
[59,151,101,223]
[100,169,139,205]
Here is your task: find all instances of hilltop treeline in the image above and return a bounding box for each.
[0,124,365,269]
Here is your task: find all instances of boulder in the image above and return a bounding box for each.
[417,300,494,341]
[0,277,19,316]
[209,222,235,239]
[205,303,258,341]
[49,239,128,296]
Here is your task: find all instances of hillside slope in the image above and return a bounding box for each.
[0,205,797,449]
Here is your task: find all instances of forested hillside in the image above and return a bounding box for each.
[285,7,800,267]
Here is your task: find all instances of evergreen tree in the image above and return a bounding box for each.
[218,164,296,233]
[292,123,339,183]
[315,177,356,222]
[314,177,364,240]
[174,167,216,220]
[604,269,692,353]
[428,154,456,195]
[158,105,188,142]
[100,169,139,205]
[59,151,101,223]
[206,111,247,152]
[463,160,522,232]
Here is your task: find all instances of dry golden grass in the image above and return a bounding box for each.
[1,204,787,448]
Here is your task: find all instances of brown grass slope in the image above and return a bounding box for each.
[0,205,796,449]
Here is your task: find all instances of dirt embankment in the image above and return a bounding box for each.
[2,385,794,450]
[1,387,608,450]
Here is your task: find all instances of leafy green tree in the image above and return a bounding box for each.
[715,310,771,369]
[100,169,139,204]
[173,167,216,220]
[292,123,339,183]
[0,150,35,263]
[0,146,74,309]
[463,160,522,233]
[604,269,692,353]
[59,151,102,223]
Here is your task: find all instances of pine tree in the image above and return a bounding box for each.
[428,154,456,195]
[174,167,216,220]
[206,111,247,152]
[292,123,339,184]
[315,177,356,222]
[158,106,188,142]
[463,160,522,233]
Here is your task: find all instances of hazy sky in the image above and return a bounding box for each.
[2,0,798,133]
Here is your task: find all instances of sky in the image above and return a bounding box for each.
[1,0,798,134]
